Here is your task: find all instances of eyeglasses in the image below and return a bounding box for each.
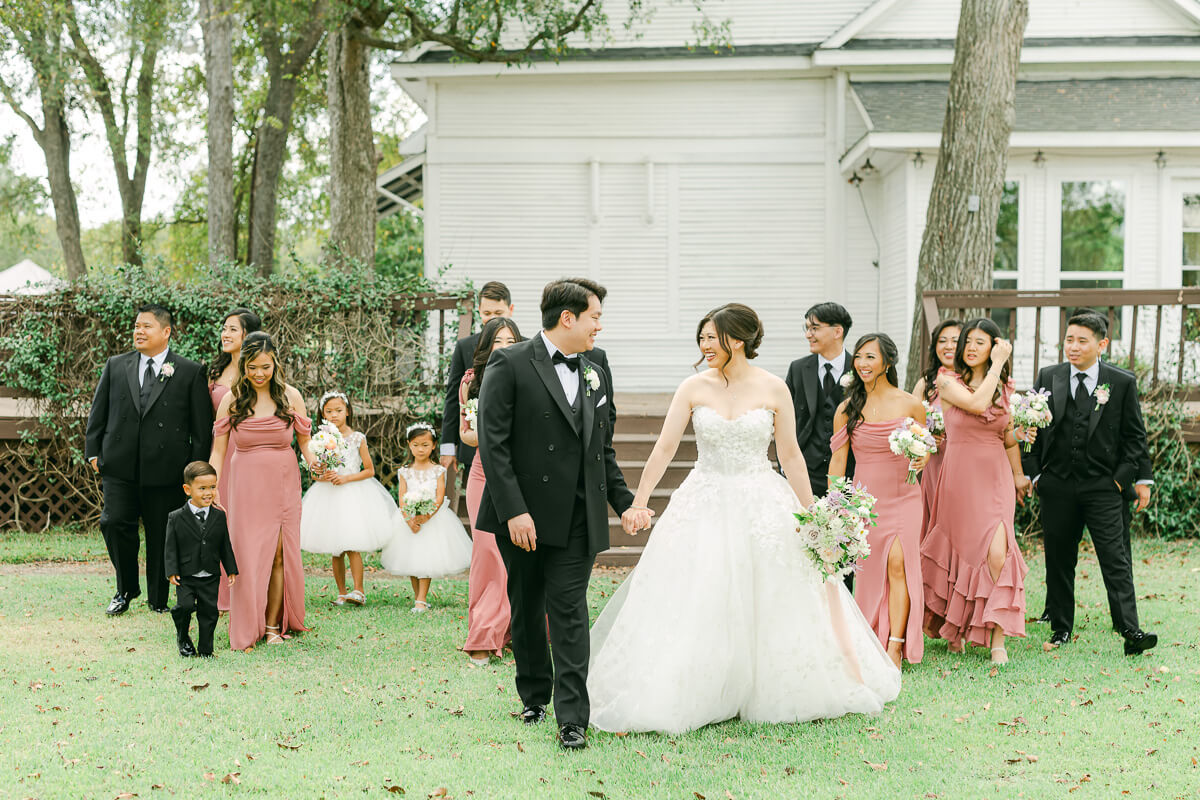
[804,324,829,334]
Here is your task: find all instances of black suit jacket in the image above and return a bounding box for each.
[84,350,213,487]
[441,333,480,466]
[784,351,855,477]
[475,335,634,554]
[163,504,237,579]
[1021,361,1150,491]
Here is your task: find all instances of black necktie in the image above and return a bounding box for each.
[552,351,579,372]
[140,359,155,408]
[823,363,836,401]
[1075,373,1089,408]
[194,510,206,524]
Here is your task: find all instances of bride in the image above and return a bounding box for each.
[587,303,901,734]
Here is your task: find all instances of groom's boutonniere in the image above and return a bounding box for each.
[583,365,600,397]
[159,362,175,382]
[1094,383,1111,406]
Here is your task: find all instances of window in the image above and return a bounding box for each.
[991,181,1019,334]
[1060,180,1125,289]
[1183,194,1200,287]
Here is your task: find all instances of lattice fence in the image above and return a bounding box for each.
[0,441,101,530]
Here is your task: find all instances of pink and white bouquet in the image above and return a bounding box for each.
[401,486,437,518]
[303,422,346,473]
[888,417,938,484]
[463,397,479,430]
[922,401,945,437]
[795,477,876,581]
[1010,388,1052,452]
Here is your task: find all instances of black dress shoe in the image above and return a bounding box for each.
[177,636,197,657]
[1036,610,1050,624]
[1047,630,1071,648]
[106,593,130,616]
[1122,629,1158,656]
[520,705,546,725]
[558,723,587,750]
[150,605,170,614]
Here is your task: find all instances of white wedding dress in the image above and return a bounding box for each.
[588,406,902,734]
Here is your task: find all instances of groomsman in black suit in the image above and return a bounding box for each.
[85,305,213,616]
[440,281,515,482]
[1022,310,1156,655]
[785,301,855,589]
[476,278,646,750]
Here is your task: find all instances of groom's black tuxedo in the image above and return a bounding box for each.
[785,351,855,498]
[476,333,634,728]
[85,349,213,610]
[1021,360,1149,635]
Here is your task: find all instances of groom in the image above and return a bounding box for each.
[1022,310,1156,656]
[476,278,647,750]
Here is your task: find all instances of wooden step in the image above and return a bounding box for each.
[616,460,693,489]
[596,546,643,567]
[613,433,696,461]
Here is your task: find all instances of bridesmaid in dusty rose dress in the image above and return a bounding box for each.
[207,308,261,612]
[911,319,961,542]
[211,332,315,650]
[459,318,522,665]
[829,333,928,668]
[920,318,1032,665]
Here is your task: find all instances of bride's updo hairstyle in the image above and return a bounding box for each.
[694,303,764,376]
[843,333,900,440]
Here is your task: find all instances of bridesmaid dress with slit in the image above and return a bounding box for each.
[831,421,925,664]
[216,413,312,650]
[209,383,233,612]
[459,371,512,657]
[920,371,1027,648]
[920,392,945,544]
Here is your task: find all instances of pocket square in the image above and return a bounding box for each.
[596,395,608,408]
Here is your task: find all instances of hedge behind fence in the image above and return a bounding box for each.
[0,263,469,528]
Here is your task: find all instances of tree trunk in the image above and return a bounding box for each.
[246,9,326,275]
[904,0,1029,386]
[40,101,87,280]
[200,0,236,265]
[326,24,377,268]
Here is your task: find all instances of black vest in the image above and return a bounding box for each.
[812,368,842,462]
[1047,387,1101,481]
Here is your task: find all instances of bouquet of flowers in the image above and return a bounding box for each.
[463,397,479,430]
[303,422,346,474]
[922,401,945,437]
[1010,388,1053,452]
[402,487,438,519]
[795,477,876,581]
[888,417,938,484]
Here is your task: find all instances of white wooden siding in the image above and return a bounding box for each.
[857,0,1199,39]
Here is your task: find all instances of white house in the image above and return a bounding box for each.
[382,0,1200,390]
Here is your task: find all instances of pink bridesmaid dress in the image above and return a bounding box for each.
[459,371,511,657]
[215,412,312,650]
[920,393,945,544]
[209,383,233,612]
[920,371,1027,648]
[831,421,925,664]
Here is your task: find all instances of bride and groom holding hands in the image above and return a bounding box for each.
[474,278,900,748]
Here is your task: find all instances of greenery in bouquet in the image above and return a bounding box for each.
[795,478,877,581]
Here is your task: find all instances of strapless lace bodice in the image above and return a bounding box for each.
[692,406,775,475]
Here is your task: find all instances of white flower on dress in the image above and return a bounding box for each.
[1095,383,1111,406]
[583,365,600,396]
[160,362,175,381]
[839,372,855,388]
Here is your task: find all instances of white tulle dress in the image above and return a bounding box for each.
[381,465,472,578]
[300,431,396,555]
[587,406,902,734]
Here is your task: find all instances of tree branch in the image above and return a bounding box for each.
[0,74,44,144]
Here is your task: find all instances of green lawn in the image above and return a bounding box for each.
[1,531,1198,799]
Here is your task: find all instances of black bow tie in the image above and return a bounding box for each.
[552,351,579,372]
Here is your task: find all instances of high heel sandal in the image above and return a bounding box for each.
[887,636,905,667]
[265,624,285,644]
[411,600,430,614]
[990,646,1009,665]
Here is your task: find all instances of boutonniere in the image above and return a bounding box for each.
[159,362,175,382]
[1094,383,1111,406]
[583,365,600,396]
[839,372,855,388]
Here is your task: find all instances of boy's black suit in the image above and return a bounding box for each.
[85,349,213,610]
[1021,360,1150,636]
[164,504,237,655]
[476,334,634,728]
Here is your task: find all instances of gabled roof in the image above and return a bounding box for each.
[412,43,820,64]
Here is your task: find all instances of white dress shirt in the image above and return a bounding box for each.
[540,331,580,405]
[1070,361,1100,396]
[817,351,847,386]
[186,501,212,577]
[138,348,169,387]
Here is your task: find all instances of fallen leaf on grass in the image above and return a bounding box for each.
[190,683,209,692]
[863,761,887,771]
[115,793,138,799]
[384,785,405,794]
[150,785,164,791]
[202,773,216,781]
[221,773,240,785]
[1146,749,1158,756]
[276,742,302,751]
[351,760,369,767]
[428,789,447,799]
[587,793,607,800]
[693,793,705,800]
[516,742,524,753]
[635,750,647,759]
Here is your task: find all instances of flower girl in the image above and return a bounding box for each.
[300,391,395,606]
[381,422,472,612]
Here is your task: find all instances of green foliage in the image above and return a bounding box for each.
[1060,180,1125,273]
[375,210,424,281]
[0,261,471,522]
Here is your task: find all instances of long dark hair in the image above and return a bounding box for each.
[468,317,523,399]
[953,317,1010,406]
[921,318,963,402]
[693,303,763,377]
[842,333,900,440]
[207,308,262,382]
[318,391,354,426]
[229,332,293,428]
